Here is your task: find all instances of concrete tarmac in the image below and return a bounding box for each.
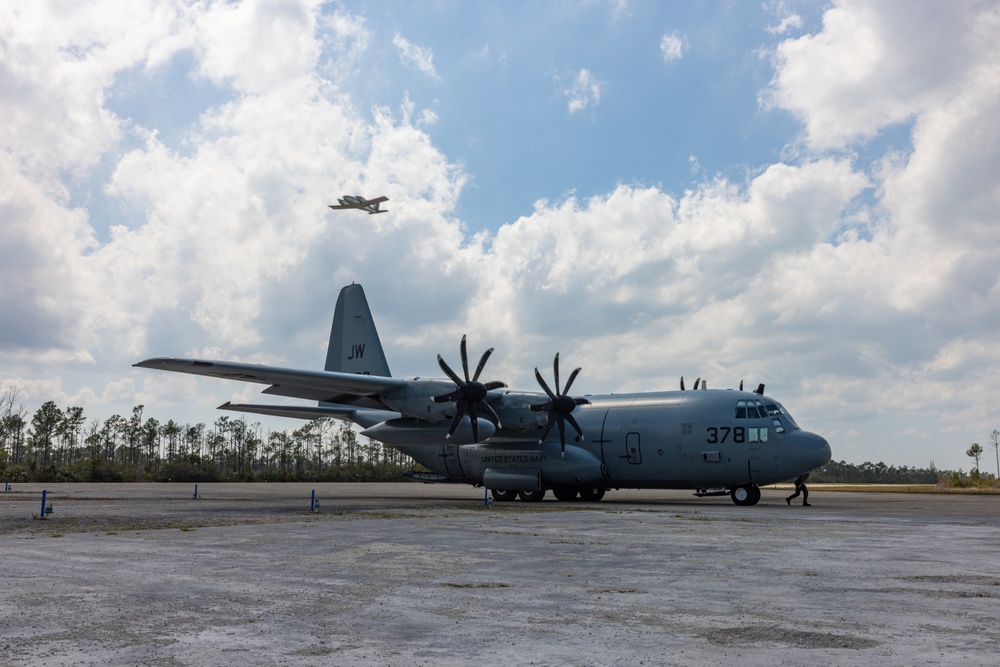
[2,483,999,666]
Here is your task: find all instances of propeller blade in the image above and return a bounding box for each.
[565,412,584,438]
[534,368,557,401]
[680,376,685,391]
[553,353,561,395]
[433,388,463,403]
[755,383,765,395]
[556,417,567,455]
[479,401,502,428]
[472,347,494,382]
[445,402,468,439]
[437,355,465,388]
[467,403,480,442]
[563,367,582,395]
[460,335,470,382]
[739,380,744,391]
[538,416,555,444]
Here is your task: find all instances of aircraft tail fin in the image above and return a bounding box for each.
[324,283,391,377]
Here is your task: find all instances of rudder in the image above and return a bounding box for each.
[325,283,391,377]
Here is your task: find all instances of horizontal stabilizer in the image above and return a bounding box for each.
[219,402,397,428]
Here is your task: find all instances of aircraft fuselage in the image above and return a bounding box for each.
[394,388,830,497]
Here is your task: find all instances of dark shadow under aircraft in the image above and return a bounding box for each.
[135,284,831,505]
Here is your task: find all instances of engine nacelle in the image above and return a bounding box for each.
[490,391,549,432]
[379,379,457,421]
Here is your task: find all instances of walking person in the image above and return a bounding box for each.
[786,473,811,506]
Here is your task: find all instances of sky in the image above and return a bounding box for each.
[2,0,999,472]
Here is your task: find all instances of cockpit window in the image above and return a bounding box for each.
[735,399,768,419]
[764,401,800,430]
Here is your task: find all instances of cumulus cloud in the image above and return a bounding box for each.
[765,1,804,35]
[563,68,602,113]
[765,0,996,151]
[2,0,999,470]
[392,33,442,81]
[193,0,321,93]
[319,9,371,81]
[660,32,685,62]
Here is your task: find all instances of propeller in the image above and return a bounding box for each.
[433,335,507,443]
[531,353,590,455]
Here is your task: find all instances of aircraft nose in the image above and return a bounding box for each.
[794,430,832,469]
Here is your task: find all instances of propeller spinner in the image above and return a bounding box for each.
[531,353,590,455]
[433,335,507,443]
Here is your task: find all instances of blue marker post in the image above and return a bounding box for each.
[40,489,48,519]
[193,484,198,500]
[483,487,492,508]
[310,489,320,513]
[4,480,9,492]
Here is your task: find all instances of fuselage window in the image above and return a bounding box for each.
[735,400,747,418]
[748,427,769,443]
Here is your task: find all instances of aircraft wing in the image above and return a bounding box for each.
[363,196,389,205]
[134,357,406,406]
[327,204,352,209]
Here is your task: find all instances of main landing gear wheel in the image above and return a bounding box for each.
[579,487,606,501]
[491,489,518,502]
[552,487,578,501]
[730,484,760,506]
[518,489,546,502]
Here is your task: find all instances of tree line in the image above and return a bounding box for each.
[2,388,997,486]
[809,459,942,484]
[0,388,417,483]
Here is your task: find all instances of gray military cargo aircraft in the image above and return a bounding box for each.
[135,284,831,505]
[328,195,388,214]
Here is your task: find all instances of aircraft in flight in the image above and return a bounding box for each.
[328,195,388,214]
[135,284,831,505]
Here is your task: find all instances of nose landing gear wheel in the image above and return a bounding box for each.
[730,484,760,506]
